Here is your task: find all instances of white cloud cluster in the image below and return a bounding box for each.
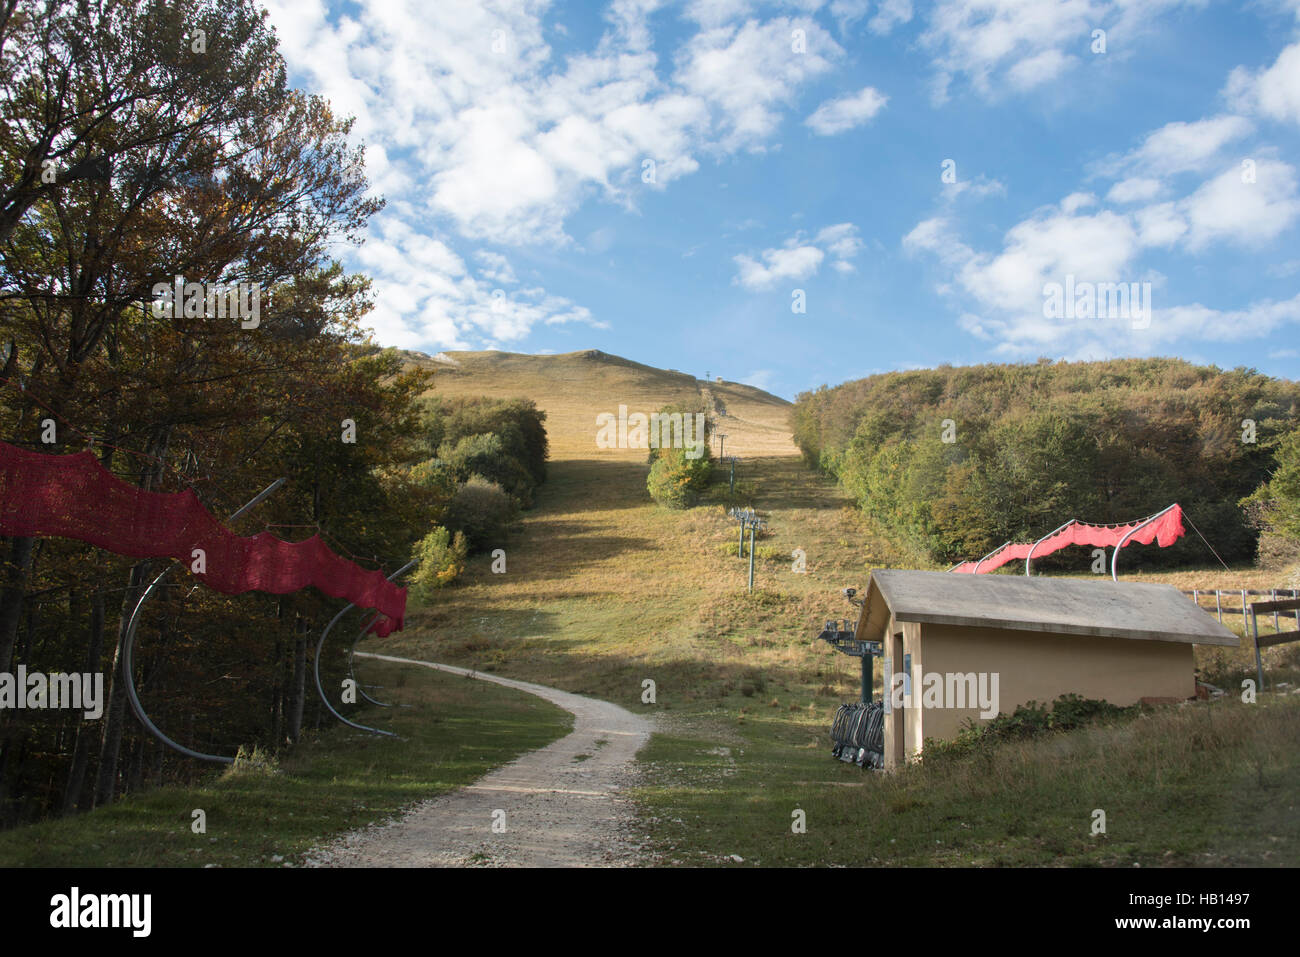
[734,222,863,287]
[261,0,854,348]
[805,86,888,134]
[1225,41,1300,126]
[905,97,1300,357]
[920,0,1203,102]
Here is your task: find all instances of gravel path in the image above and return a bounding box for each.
[303,652,654,868]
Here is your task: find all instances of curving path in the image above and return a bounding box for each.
[303,652,654,868]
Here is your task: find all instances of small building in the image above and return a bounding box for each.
[853,570,1238,769]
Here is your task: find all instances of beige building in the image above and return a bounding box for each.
[853,570,1239,769]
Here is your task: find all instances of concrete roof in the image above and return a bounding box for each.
[858,569,1239,646]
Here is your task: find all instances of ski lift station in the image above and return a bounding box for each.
[830,570,1239,770]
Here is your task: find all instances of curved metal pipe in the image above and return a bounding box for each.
[312,559,417,737]
[122,475,292,764]
[973,540,1011,575]
[1025,519,1076,577]
[121,477,285,763]
[349,613,392,707]
[119,561,236,762]
[1111,504,1178,581]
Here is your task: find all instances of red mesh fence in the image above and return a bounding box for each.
[0,440,405,635]
[951,505,1185,574]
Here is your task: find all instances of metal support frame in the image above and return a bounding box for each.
[971,540,1011,574]
[1024,520,1076,576]
[121,478,286,765]
[348,613,393,707]
[815,619,883,706]
[747,521,756,593]
[1110,503,1179,581]
[312,559,417,738]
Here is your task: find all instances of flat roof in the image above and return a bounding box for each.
[859,569,1239,646]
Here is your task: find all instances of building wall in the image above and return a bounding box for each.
[884,623,1195,767]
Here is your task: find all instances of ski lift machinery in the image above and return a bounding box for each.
[815,587,886,769]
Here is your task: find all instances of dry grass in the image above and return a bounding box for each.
[372,348,1300,866]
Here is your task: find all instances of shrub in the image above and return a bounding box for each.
[924,693,1137,760]
[438,432,536,507]
[445,475,517,551]
[647,448,714,509]
[409,526,468,599]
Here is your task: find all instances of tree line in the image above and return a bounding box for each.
[0,0,546,827]
[792,358,1300,570]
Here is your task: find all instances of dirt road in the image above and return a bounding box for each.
[303,652,654,868]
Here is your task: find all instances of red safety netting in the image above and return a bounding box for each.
[0,440,406,635]
[951,505,1185,574]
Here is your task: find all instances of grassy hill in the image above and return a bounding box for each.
[10,347,1291,867]
[366,348,1300,867]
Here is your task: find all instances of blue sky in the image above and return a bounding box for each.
[263,0,1300,400]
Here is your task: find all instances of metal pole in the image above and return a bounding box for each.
[729,458,735,495]
[349,613,392,707]
[738,517,746,556]
[861,653,869,706]
[973,540,1010,575]
[1252,605,1264,695]
[747,522,756,592]
[1111,503,1179,581]
[121,477,286,765]
[1024,520,1075,576]
[313,559,417,738]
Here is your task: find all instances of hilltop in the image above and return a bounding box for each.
[398,348,798,458]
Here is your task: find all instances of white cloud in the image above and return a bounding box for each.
[260,1,843,350]
[906,148,1300,357]
[1224,41,1300,126]
[1126,115,1254,176]
[919,0,1204,102]
[1006,48,1072,91]
[816,222,865,259]
[675,17,841,152]
[1133,202,1187,247]
[1107,177,1164,204]
[869,0,913,35]
[941,175,1007,202]
[805,86,888,134]
[1181,159,1300,250]
[734,222,863,288]
[1060,192,1096,214]
[475,251,518,285]
[734,245,825,288]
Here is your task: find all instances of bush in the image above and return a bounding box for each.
[423,396,548,487]
[647,448,714,509]
[409,526,468,599]
[438,432,536,507]
[924,693,1137,760]
[445,475,517,551]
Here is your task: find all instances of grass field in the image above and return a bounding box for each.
[364,348,1300,867]
[0,661,571,867]
[10,347,1293,867]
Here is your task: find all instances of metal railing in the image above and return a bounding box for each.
[1180,588,1300,630]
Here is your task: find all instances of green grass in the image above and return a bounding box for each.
[633,695,1300,867]
[0,661,571,867]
